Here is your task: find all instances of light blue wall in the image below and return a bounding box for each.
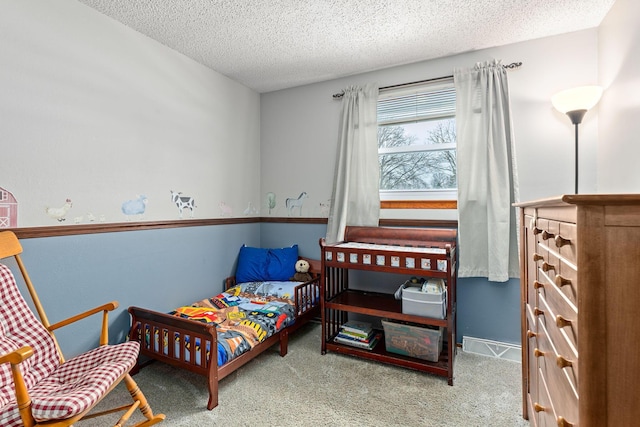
[3,221,521,358]
[3,224,259,358]
[260,222,326,260]
[456,277,521,344]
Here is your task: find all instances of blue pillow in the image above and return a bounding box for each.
[235,246,270,283]
[266,245,298,281]
[235,245,298,283]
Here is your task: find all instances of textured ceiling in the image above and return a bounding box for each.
[76,0,616,93]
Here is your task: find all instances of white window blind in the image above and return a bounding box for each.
[377,79,456,125]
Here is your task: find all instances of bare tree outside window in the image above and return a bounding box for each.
[379,119,456,191]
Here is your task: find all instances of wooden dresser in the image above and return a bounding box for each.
[515,194,640,427]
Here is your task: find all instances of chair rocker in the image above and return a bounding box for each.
[0,231,165,427]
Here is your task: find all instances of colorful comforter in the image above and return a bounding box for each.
[168,281,302,366]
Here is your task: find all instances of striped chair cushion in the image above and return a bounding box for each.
[0,264,60,415]
[0,264,140,426]
[28,341,139,422]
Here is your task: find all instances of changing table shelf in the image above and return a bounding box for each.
[325,330,451,377]
[326,289,449,327]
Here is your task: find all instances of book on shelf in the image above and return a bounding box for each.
[334,332,381,350]
[336,330,375,343]
[340,320,373,336]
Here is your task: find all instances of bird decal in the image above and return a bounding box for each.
[45,199,72,222]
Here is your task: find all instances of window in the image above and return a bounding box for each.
[377,78,456,201]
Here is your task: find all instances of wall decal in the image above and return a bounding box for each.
[122,195,148,220]
[243,202,258,215]
[45,198,72,222]
[320,199,331,217]
[219,201,233,217]
[74,213,98,224]
[285,192,308,216]
[0,187,18,228]
[170,190,196,219]
[266,192,276,215]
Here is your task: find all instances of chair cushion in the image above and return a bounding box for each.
[0,341,140,426]
[0,264,140,426]
[29,341,140,421]
[0,264,60,413]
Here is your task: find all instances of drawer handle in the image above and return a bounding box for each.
[555,275,572,287]
[527,330,537,339]
[533,402,545,413]
[556,355,573,369]
[532,253,544,262]
[542,262,555,272]
[554,235,571,247]
[532,227,542,235]
[556,315,572,328]
[542,230,555,240]
[533,280,544,289]
[534,308,544,317]
[557,416,575,427]
[534,348,545,358]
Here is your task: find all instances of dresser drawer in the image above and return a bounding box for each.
[534,221,557,270]
[537,285,578,365]
[526,393,539,427]
[525,310,538,402]
[535,228,577,310]
[554,262,577,310]
[555,221,578,309]
[525,215,542,308]
[535,368,557,427]
[536,322,578,426]
[556,222,577,265]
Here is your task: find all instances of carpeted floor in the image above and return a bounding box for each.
[81,322,529,427]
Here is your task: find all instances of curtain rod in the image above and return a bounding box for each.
[332,61,522,99]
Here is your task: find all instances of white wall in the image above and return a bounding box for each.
[0,1,261,227]
[598,0,640,192]
[261,29,600,217]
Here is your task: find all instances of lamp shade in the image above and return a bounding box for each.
[551,85,603,114]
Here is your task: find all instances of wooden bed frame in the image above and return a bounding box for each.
[127,258,320,410]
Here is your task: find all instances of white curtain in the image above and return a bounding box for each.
[454,60,520,282]
[325,83,380,244]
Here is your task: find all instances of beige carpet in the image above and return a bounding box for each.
[81,322,529,427]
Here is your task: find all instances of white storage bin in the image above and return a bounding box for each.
[401,286,446,319]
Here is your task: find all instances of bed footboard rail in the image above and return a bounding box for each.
[128,306,220,409]
[294,277,320,316]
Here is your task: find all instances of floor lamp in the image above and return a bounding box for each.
[551,85,603,194]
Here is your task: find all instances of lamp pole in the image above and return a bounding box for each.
[574,123,579,194]
[566,109,587,194]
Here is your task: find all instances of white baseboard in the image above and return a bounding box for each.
[462,336,521,363]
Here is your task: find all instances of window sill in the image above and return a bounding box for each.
[381,200,457,209]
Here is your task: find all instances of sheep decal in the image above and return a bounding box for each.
[121,195,148,220]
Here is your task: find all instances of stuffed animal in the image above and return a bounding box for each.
[290,259,313,282]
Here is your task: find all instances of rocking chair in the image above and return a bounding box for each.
[0,231,165,427]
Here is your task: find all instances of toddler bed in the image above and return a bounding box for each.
[128,246,320,410]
